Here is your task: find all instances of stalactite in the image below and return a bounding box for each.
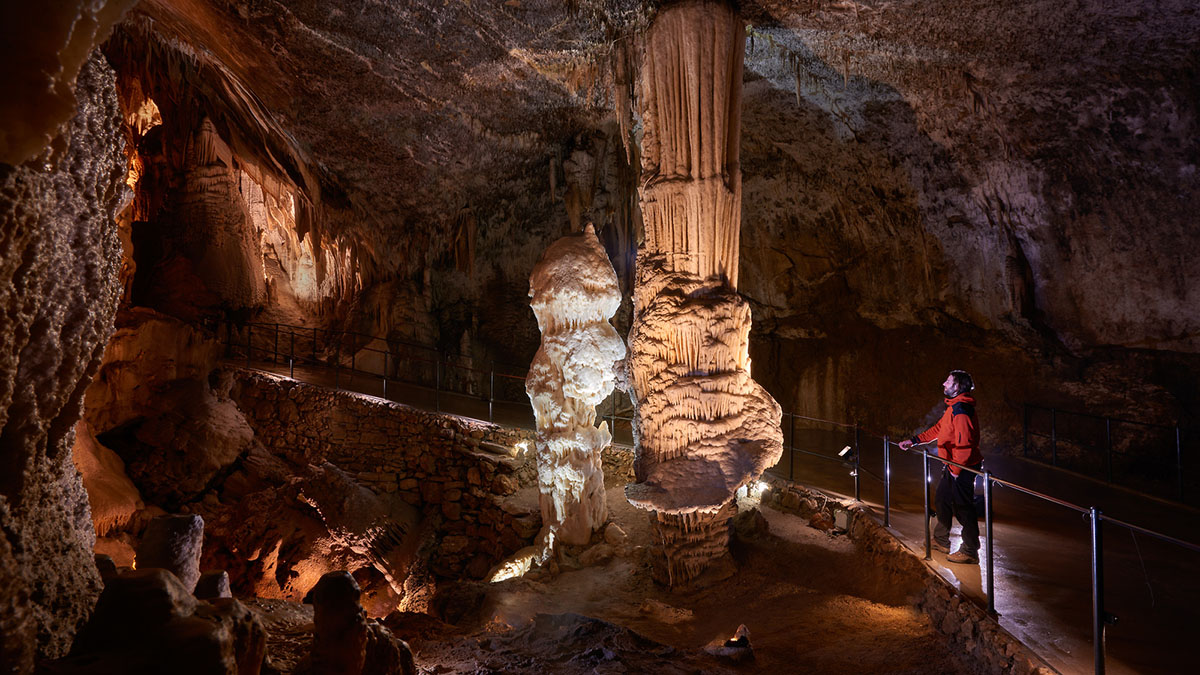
[626,0,782,587]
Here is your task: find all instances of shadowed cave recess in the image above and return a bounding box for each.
[2,0,1199,673]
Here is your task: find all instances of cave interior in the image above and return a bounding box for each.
[2,0,1199,673]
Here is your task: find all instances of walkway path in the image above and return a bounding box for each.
[228,358,1200,674]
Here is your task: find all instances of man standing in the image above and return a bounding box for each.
[899,370,982,564]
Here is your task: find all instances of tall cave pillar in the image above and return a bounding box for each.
[626,0,783,585]
[526,224,626,547]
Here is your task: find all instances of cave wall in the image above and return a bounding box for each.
[0,51,127,661]
[730,12,1200,438]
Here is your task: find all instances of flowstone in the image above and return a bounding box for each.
[626,0,783,586]
[526,224,626,548]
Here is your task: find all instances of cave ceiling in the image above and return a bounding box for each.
[4,0,1194,357]
[103,0,1197,279]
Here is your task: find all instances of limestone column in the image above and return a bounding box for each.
[526,224,626,547]
[626,0,782,585]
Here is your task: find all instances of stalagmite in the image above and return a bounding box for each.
[526,224,626,548]
[626,0,783,585]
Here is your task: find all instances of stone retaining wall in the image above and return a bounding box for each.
[228,368,540,578]
[763,475,1056,675]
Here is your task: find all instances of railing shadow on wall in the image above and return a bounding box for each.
[218,319,1197,675]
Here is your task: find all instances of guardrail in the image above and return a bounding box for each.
[218,318,1197,674]
[1023,403,1192,504]
[767,415,1200,675]
[221,320,534,424]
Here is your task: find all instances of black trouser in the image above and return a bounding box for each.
[934,465,979,555]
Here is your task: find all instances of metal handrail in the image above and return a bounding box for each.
[1022,402,1189,503]
[220,317,1196,674]
[1025,401,1178,431]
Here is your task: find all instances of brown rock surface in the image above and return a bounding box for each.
[136,514,206,592]
[0,49,127,659]
[70,419,143,536]
[53,568,267,675]
[297,571,415,675]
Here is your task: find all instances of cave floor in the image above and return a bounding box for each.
[250,479,968,674]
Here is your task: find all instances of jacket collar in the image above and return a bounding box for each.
[945,393,976,406]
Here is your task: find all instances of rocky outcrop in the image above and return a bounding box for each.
[297,571,416,675]
[0,1,136,165]
[136,514,205,592]
[0,50,128,659]
[71,419,143,536]
[53,568,267,675]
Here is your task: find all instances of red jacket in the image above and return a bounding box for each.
[913,393,980,475]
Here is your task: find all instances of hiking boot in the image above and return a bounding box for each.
[946,549,979,565]
[932,540,950,554]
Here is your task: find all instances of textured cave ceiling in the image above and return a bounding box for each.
[100,0,1198,256]
[6,0,1200,381]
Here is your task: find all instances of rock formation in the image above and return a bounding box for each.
[196,570,233,600]
[298,571,416,675]
[55,568,267,675]
[625,0,783,585]
[0,50,128,659]
[526,223,626,547]
[136,514,205,592]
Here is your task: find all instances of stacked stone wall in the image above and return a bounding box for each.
[228,368,539,577]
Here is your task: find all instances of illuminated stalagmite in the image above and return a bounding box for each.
[526,224,626,547]
[626,0,783,585]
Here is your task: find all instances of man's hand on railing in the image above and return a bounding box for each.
[898,439,913,450]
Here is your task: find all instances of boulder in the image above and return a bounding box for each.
[54,568,266,675]
[297,571,415,675]
[136,514,204,592]
[196,570,232,600]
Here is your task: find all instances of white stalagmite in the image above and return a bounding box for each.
[526,223,627,547]
[627,0,783,586]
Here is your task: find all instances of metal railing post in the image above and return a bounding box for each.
[246,324,252,367]
[435,358,441,412]
[984,470,995,615]
[489,362,495,423]
[853,423,861,501]
[333,338,340,389]
[289,328,295,378]
[1177,426,1184,502]
[1091,507,1105,675]
[1051,408,1058,466]
[1105,418,1113,483]
[883,435,891,528]
[273,324,279,364]
[923,449,932,560]
[1023,404,1029,457]
[312,326,318,363]
[788,413,795,482]
[382,351,388,399]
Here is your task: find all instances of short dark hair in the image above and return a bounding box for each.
[950,370,974,393]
